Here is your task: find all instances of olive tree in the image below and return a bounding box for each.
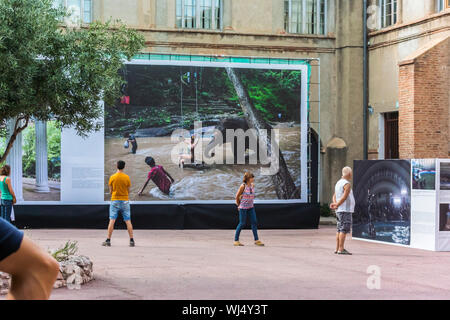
[0,0,145,162]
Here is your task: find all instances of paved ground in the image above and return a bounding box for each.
[23,178,60,201]
[8,227,450,300]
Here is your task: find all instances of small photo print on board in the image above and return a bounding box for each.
[412,159,436,190]
[440,204,450,231]
[440,163,450,191]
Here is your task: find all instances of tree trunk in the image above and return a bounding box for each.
[0,116,30,164]
[225,68,300,199]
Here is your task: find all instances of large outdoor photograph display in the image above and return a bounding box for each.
[104,64,304,201]
[353,160,411,245]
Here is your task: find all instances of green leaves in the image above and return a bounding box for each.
[0,0,145,140]
[49,240,79,262]
[22,122,36,178]
[226,69,302,122]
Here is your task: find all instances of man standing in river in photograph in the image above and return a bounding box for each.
[330,166,355,255]
[138,156,174,196]
[127,134,138,154]
[103,160,135,247]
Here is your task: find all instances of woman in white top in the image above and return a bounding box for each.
[330,166,355,255]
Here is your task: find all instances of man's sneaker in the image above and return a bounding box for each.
[233,241,244,246]
[129,239,135,247]
[102,240,111,247]
[337,249,352,255]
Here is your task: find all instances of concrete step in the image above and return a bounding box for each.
[319,216,336,225]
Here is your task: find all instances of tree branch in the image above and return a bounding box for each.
[0,116,30,164]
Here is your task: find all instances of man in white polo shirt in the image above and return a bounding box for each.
[330,166,355,255]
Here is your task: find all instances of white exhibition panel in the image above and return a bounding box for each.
[354,158,450,252]
[61,120,105,204]
[410,189,437,251]
[410,159,438,251]
[436,159,450,251]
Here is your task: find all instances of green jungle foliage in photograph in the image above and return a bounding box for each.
[106,66,302,136]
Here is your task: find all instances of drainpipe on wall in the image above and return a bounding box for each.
[363,0,369,160]
[397,0,403,24]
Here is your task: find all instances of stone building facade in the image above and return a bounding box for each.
[398,36,449,159]
[56,0,449,203]
[367,0,449,161]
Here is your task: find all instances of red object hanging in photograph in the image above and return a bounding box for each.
[120,96,130,104]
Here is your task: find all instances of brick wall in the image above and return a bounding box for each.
[398,36,450,159]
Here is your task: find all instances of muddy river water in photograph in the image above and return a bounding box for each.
[104,125,301,201]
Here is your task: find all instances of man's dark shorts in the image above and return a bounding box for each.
[0,218,24,262]
[336,211,352,234]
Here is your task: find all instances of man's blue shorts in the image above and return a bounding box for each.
[109,201,131,221]
[0,218,24,262]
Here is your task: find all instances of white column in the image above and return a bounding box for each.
[35,120,50,192]
[6,119,24,202]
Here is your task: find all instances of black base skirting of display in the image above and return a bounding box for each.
[13,203,320,229]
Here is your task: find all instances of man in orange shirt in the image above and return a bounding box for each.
[103,160,135,247]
